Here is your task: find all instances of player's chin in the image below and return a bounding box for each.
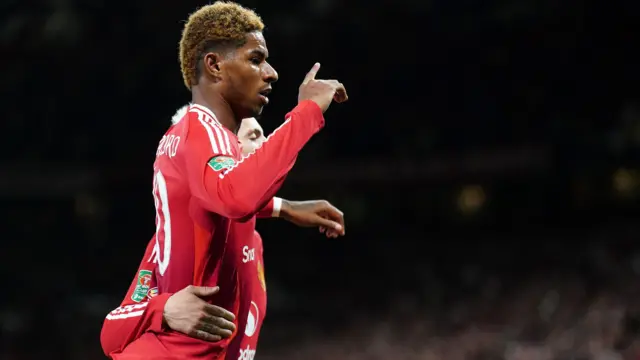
[251,103,265,117]
[239,103,263,118]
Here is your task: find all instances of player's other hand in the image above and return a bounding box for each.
[281,199,345,238]
[298,63,348,113]
[163,285,236,342]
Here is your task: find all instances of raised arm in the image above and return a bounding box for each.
[182,101,324,219]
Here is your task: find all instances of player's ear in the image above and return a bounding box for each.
[203,52,223,82]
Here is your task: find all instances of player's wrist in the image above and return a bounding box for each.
[279,199,293,219]
[160,293,175,329]
[272,197,283,217]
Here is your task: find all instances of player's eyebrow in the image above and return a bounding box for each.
[250,48,268,59]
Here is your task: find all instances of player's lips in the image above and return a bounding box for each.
[258,87,271,105]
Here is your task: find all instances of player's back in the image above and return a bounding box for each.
[149,105,198,292]
[116,105,243,359]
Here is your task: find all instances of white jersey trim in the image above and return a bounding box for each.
[105,302,148,320]
[189,106,232,155]
[190,104,219,124]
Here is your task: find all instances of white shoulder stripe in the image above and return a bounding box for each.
[211,124,229,155]
[197,116,220,154]
[221,126,233,155]
[189,107,231,155]
[189,107,226,154]
[206,117,233,156]
[190,103,218,122]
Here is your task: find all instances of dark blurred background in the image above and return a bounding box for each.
[2,0,640,359]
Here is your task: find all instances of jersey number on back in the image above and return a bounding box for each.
[152,170,171,276]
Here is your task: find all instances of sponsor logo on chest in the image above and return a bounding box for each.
[242,245,255,263]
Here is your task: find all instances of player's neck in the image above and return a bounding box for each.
[191,87,240,134]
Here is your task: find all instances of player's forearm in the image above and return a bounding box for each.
[261,198,296,219]
[201,100,324,218]
[257,197,320,220]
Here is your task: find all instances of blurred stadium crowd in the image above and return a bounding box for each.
[2,0,640,359]
[259,226,640,360]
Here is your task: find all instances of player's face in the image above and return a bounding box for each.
[222,31,278,119]
[238,117,266,156]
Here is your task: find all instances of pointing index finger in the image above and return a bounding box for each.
[302,62,320,85]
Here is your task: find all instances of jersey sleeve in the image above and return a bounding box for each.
[256,197,283,218]
[181,100,324,219]
[100,239,172,357]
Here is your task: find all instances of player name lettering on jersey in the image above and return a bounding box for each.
[156,134,181,158]
[238,346,256,360]
[242,246,255,263]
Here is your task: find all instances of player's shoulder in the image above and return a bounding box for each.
[166,103,217,126]
[171,104,229,136]
[185,104,221,128]
[163,103,237,156]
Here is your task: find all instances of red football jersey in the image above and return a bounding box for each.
[226,229,267,360]
[102,101,324,360]
[100,229,270,360]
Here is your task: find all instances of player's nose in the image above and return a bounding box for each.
[263,62,278,83]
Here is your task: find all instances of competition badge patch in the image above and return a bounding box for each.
[208,156,236,172]
[132,270,152,302]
